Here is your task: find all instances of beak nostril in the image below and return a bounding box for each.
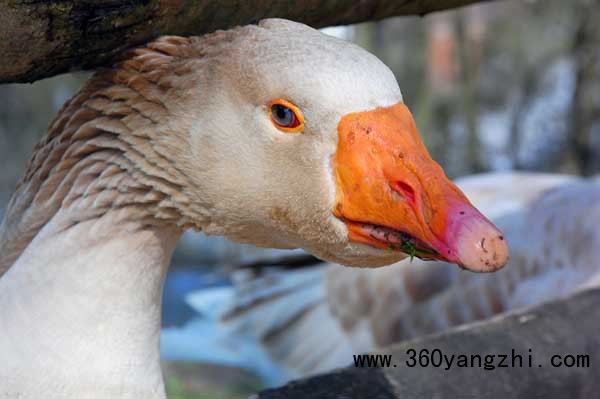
[393,181,416,203]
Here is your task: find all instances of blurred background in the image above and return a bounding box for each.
[1,0,599,397]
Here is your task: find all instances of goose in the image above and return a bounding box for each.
[0,19,508,398]
[174,172,600,384]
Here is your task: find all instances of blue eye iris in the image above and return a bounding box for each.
[269,100,303,131]
[271,104,295,127]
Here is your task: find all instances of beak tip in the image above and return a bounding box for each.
[451,219,509,273]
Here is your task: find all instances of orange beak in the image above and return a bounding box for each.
[333,102,508,272]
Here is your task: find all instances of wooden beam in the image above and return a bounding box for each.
[256,288,600,398]
[0,0,497,84]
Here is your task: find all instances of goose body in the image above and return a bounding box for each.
[174,172,600,384]
[0,20,507,398]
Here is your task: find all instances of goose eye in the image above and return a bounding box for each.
[272,105,294,126]
[269,99,304,133]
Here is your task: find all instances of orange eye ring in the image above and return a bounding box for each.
[269,99,305,133]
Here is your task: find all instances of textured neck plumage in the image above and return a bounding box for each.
[0,36,210,275]
[0,34,234,398]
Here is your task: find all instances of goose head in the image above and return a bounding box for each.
[165,19,509,271]
[170,19,507,271]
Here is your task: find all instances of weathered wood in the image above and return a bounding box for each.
[256,288,600,399]
[0,0,497,84]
